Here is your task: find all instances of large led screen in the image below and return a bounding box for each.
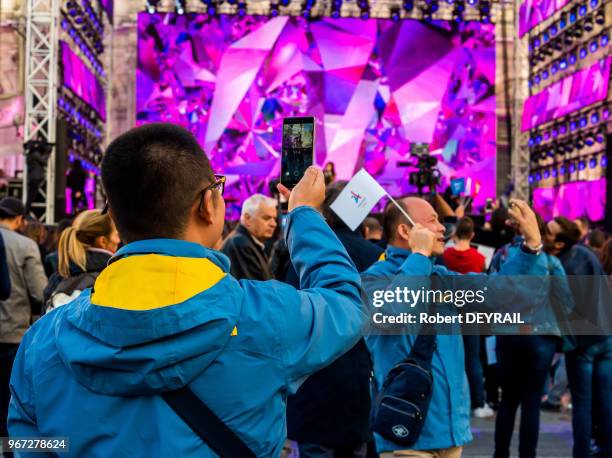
[60,40,107,121]
[136,14,496,208]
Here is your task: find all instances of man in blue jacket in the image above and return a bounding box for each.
[364,197,546,458]
[8,123,367,457]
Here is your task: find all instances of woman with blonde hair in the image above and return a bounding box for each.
[44,209,120,311]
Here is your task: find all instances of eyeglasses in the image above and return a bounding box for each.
[102,175,226,215]
[198,174,226,211]
[205,174,226,196]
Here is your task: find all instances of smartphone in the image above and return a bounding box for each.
[450,178,465,196]
[281,116,315,188]
[485,198,494,212]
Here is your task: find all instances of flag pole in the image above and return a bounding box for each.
[385,193,416,227]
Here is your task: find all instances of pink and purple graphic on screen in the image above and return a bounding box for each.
[533,179,607,221]
[61,41,107,121]
[136,14,496,210]
[521,57,611,131]
[518,0,570,38]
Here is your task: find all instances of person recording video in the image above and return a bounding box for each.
[8,123,367,458]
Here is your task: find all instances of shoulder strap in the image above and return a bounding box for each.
[408,306,437,369]
[409,334,437,369]
[162,386,256,458]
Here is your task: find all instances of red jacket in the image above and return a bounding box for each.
[443,246,486,274]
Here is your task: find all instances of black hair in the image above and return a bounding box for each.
[321,181,350,230]
[382,198,410,243]
[454,217,475,240]
[101,123,215,242]
[363,216,382,232]
[552,216,581,250]
[587,229,606,250]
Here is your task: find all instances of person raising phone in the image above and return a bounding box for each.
[9,123,367,458]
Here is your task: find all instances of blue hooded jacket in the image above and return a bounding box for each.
[8,206,366,458]
[364,245,547,452]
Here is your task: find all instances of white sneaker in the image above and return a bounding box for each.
[472,404,495,418]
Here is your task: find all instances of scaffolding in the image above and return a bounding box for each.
[510,0,530,201]
[23,0,60,223]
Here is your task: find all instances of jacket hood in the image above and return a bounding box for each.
[443,247,485,274]
[54,239,242,397]
[64,249,112,277]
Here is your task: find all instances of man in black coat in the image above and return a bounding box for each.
[283,182,383,458]
[221,194,277,280]
[544,216,611,458]
[24,141,51,214]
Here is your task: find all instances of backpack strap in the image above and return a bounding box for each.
[162,386,256,458]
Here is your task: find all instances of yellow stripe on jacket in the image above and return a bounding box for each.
[91,254,226,310]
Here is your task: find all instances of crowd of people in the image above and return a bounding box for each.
[0,123,610,458]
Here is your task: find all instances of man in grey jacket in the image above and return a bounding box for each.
[0,197,47,449]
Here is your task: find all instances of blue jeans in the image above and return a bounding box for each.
[463,335,485,408]
[566,337,612,458]
[545,354,568,405]
[494,335,557,458]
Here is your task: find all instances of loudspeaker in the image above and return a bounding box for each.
[54,118,69,222]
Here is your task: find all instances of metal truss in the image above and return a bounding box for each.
[23,0,60,223]
[511,0,530,201]
[144,0,503,21]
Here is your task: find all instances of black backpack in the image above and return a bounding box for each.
[371,333,436,446]
[45,271,100,313]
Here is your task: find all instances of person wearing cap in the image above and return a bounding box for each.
[0,196,47,449]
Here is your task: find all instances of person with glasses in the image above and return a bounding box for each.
[8,123,367,458]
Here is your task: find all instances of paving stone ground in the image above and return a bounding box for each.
[464,410,573,458]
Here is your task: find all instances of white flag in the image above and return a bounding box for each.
[330,169,387,231]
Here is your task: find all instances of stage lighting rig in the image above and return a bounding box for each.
[175,0,186,15]
[390,6,401,21]
[479,0,490,22]
[331,0,341,18]
[403,0,414,11]
[237,2,247,16]
[301,0,316,18]
[452,1,465,22]
[146,0,159,14]
[358,0,370,20]
[420,1,438,21]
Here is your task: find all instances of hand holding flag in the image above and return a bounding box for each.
[329,169,415,231]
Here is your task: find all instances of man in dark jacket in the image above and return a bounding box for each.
[0,197,46,454]
[221,193,277,280]
[0,233,11,301]
[24,141,51,214]
[286,182,383,458]
[544,216,611,458]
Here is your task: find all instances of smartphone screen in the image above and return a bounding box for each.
[450,178,465,196]
[281,116,314,188]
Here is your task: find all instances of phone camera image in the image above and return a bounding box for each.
[281,118,314,187]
